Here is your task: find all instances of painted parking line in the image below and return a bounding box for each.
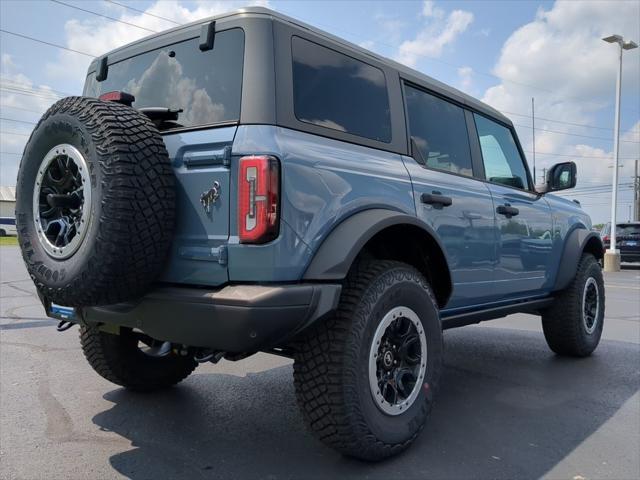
[605,284,640,290]
[0,319,57,331]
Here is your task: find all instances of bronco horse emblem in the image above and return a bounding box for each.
[200,181,221,214]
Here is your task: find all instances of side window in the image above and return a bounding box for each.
[474,114,530,190]
[291,36,391,142]
[403,84,473,177]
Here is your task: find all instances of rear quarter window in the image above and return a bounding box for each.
[291,36,391,143]
[84,28,244,130]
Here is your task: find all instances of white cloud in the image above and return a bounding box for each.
[481,1,640,223]
[421,1,443,19]
[1,1,271,186]
[359,40,375,51]
[45,0,272,91]
[457,66,473,92]
[372,13,407,45]
[397,1,473,68]
[1,55,61,185]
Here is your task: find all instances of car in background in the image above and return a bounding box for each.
[601,222,640,263]
[0,217,17,236]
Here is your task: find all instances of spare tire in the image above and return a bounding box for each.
[15,96,175,307]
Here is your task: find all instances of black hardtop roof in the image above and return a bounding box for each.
[92,6,510,125]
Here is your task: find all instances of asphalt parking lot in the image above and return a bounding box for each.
[1,244,638,480]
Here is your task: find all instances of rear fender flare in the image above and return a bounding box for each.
[303,208,451,289]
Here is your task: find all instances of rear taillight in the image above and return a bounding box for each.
[238,155,280,244]
[603,235,609,243]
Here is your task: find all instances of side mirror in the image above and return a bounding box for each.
[540,162,577,193]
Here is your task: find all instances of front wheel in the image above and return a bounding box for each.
[542,253,605,357]
[293,260,443,461]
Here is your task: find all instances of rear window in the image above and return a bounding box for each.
[84,28,244,129]
[291,36,391,143]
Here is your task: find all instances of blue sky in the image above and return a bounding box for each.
[1,0,639,223]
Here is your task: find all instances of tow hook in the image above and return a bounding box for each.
[194,350,225,364]
[56,320,74,332]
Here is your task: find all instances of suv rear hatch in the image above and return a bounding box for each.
[83,28,245,287]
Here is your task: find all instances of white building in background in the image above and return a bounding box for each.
[0,186,16,217]
[0,186,17,236]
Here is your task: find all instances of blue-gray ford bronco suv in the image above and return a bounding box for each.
[15,7,605,461]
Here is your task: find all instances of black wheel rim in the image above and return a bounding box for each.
[369,306,427,416]
[32,144,91,259]
[582,277,600,334]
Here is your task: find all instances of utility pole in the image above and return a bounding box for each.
[541,167,547,185]
[632,159,639,221]
[602,34,638,272]
[532,97,536,184]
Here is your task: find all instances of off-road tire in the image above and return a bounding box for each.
[80,324,197,391]
[542,253,605,357]
[293,260,443,461]
[16,96,175,307]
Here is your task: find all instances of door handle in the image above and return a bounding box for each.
[496,204,519,217]
[421,192,452,207]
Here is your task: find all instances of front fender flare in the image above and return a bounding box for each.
[553,228,603,291]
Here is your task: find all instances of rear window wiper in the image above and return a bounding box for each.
[137,107,184,131]
[137,107,183,122]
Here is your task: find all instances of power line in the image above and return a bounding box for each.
[557,186,633,197]
[1,16,636,139]
[567,184,632,193]
[1,10,637,151]
[0,130,30,137]
[522,150,635,160]
[295,13,640,111]
[104,0,181,25]
[0,151,22,156]
[0,117,36,126]
[514,123,640,144]
[0,104,47,115]
[502,109,639,134]
[1,80,73,98]
[0,87,61,101]
[566,187,633,196]
[51,0,158,33]
[1,78,74,97]
[0,28,95,57]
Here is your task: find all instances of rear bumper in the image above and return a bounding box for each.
[81,283,341,352]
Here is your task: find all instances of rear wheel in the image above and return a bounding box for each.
[80,324,197,391]
[542,253,605,357]
[293,260,443,461]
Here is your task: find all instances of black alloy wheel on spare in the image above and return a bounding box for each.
[15,96,176,307]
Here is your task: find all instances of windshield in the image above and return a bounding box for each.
[617,224,640,236]
[84,28,244,130]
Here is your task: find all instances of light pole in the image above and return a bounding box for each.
[602,34,638,272]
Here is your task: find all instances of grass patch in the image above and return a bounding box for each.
[0,236,18,246]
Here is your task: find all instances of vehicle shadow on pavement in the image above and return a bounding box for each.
[93,327,640,480]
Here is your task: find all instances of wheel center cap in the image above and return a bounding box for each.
[383,350,394,369]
